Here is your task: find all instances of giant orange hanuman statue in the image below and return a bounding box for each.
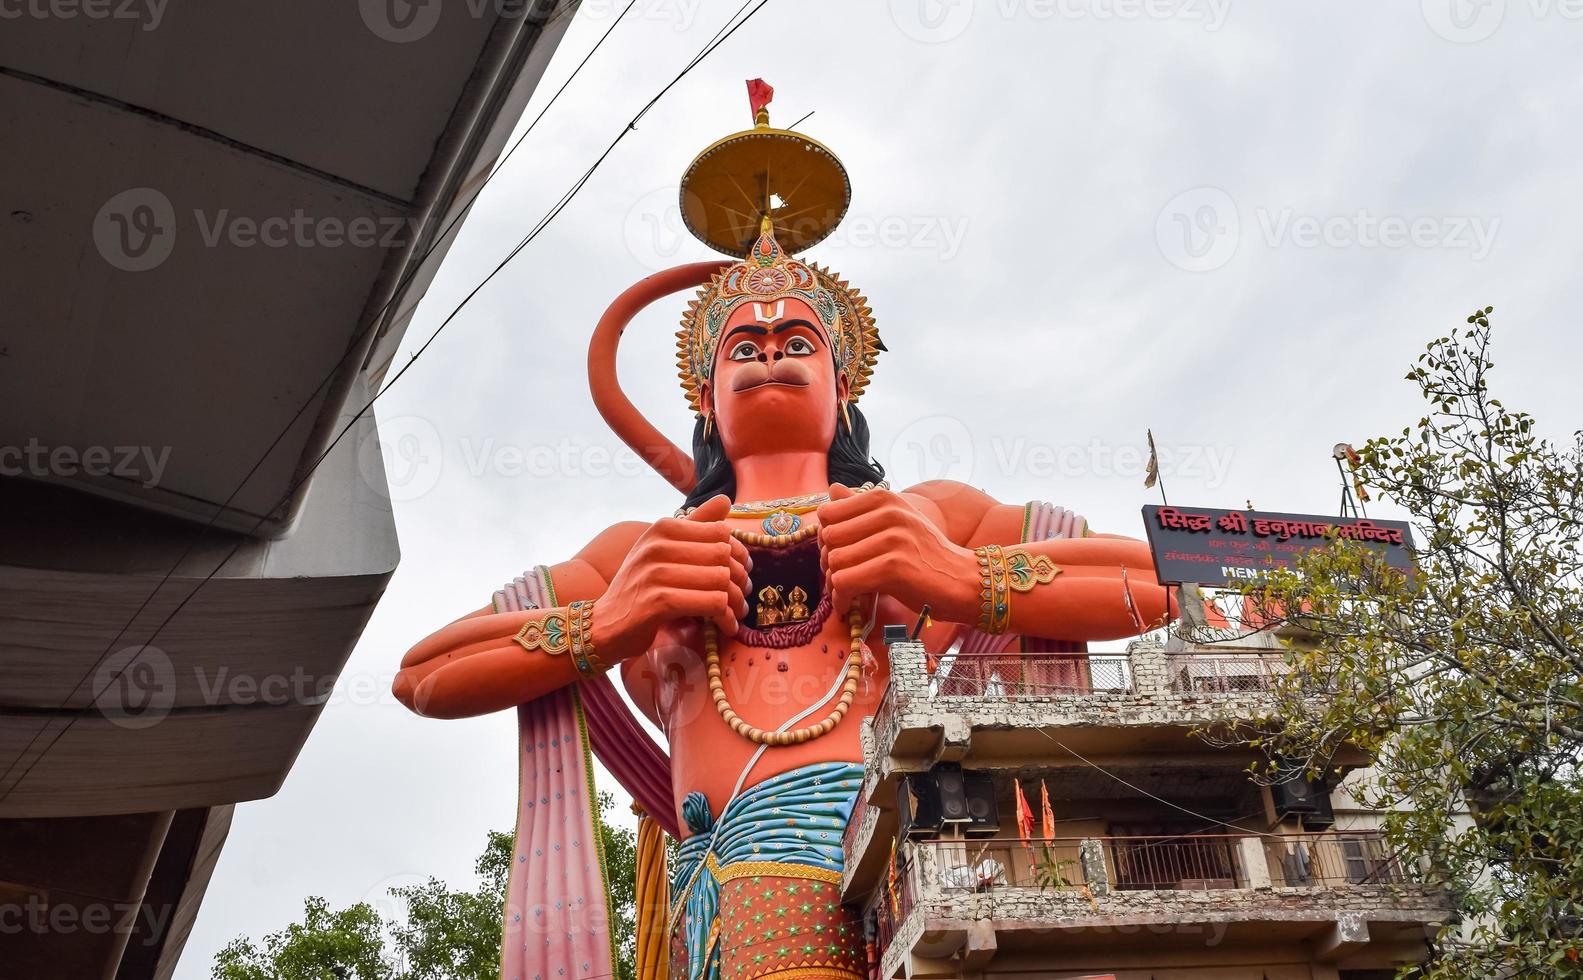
[394,84,1171,980]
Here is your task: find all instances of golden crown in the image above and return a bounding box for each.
[676,218,879,415]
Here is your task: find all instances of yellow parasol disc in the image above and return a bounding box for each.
[679,110,851,258]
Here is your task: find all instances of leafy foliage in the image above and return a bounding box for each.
[214,794,639,980]
[1205,309,1583,976]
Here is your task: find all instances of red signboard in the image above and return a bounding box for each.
[1141,505,1416,587]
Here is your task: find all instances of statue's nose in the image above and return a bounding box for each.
[770,350,784,361]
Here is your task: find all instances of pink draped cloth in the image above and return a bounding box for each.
[494,568,679,837]
[493,567,678,980]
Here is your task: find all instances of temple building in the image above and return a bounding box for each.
[844,590,1451,980]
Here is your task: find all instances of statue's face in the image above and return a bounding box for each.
[704,297,843,458]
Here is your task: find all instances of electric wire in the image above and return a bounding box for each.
[0,0,639,791]
[0,0,773,803]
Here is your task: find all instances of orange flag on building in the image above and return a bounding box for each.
[1013,779,1035,852]
[1040,779,1056,841]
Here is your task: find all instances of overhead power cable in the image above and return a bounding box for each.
[0,0,773,802]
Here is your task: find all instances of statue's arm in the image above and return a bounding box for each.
[820,480,1172,641]
[963,514,1174,639]
[392,521,645,718]
[394,496,750,719]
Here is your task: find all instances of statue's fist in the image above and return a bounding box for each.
[817,484,978,621]
[595,495,751,653]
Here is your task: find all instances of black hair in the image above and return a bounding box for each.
[683,402,886,510]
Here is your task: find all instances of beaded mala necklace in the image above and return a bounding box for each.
[704,522,862,746]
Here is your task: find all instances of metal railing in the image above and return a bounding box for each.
[1167,652,1290,693]
[1102,834,1248,890]
[918,838,1089,892]
[930,653,1133,698]
[1264,831,1405,887]
[864,830,1414,954]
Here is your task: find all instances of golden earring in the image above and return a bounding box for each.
[839,399,852,434]
[703,413,714,439]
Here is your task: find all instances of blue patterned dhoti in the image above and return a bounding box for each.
[667,762,865,980]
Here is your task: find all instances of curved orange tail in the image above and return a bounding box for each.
[587,261,727,495]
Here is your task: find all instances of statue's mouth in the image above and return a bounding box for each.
[729,361,813,392]
[731,377,810,392]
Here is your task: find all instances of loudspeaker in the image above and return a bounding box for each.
[962,772,1000,838]
[1271,777,1335,829]
[897,773,943,839]
[934,763,970,824]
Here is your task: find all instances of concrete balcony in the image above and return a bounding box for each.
[843,640,1330,899]
[853,642,1358,840]
[865,831,1448,979]
[870,640,1293,773]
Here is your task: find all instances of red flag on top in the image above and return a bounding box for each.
[1040,779,1056,841]
[1013,779,1035,852]
[746,78,774,121]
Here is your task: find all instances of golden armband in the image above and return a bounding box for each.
[973,545,1062,635]
[511,601,606,678]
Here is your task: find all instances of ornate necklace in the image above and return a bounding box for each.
[729,492,830,517]
[705,604,863,747]
[675,481,889,520]
[729,521,818,549]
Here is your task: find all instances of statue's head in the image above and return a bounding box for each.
[704,294,842,458]
[676,220,885,506]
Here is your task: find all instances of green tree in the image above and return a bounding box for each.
[1208,309,1582,977]
[215,794,638,980]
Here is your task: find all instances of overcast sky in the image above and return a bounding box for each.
[178,1,1583,973]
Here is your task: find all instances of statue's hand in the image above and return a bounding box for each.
[817,484,979,622]
[593,494,751,656]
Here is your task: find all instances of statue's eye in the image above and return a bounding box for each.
[784,336,815,356]
[728,340,760,361]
